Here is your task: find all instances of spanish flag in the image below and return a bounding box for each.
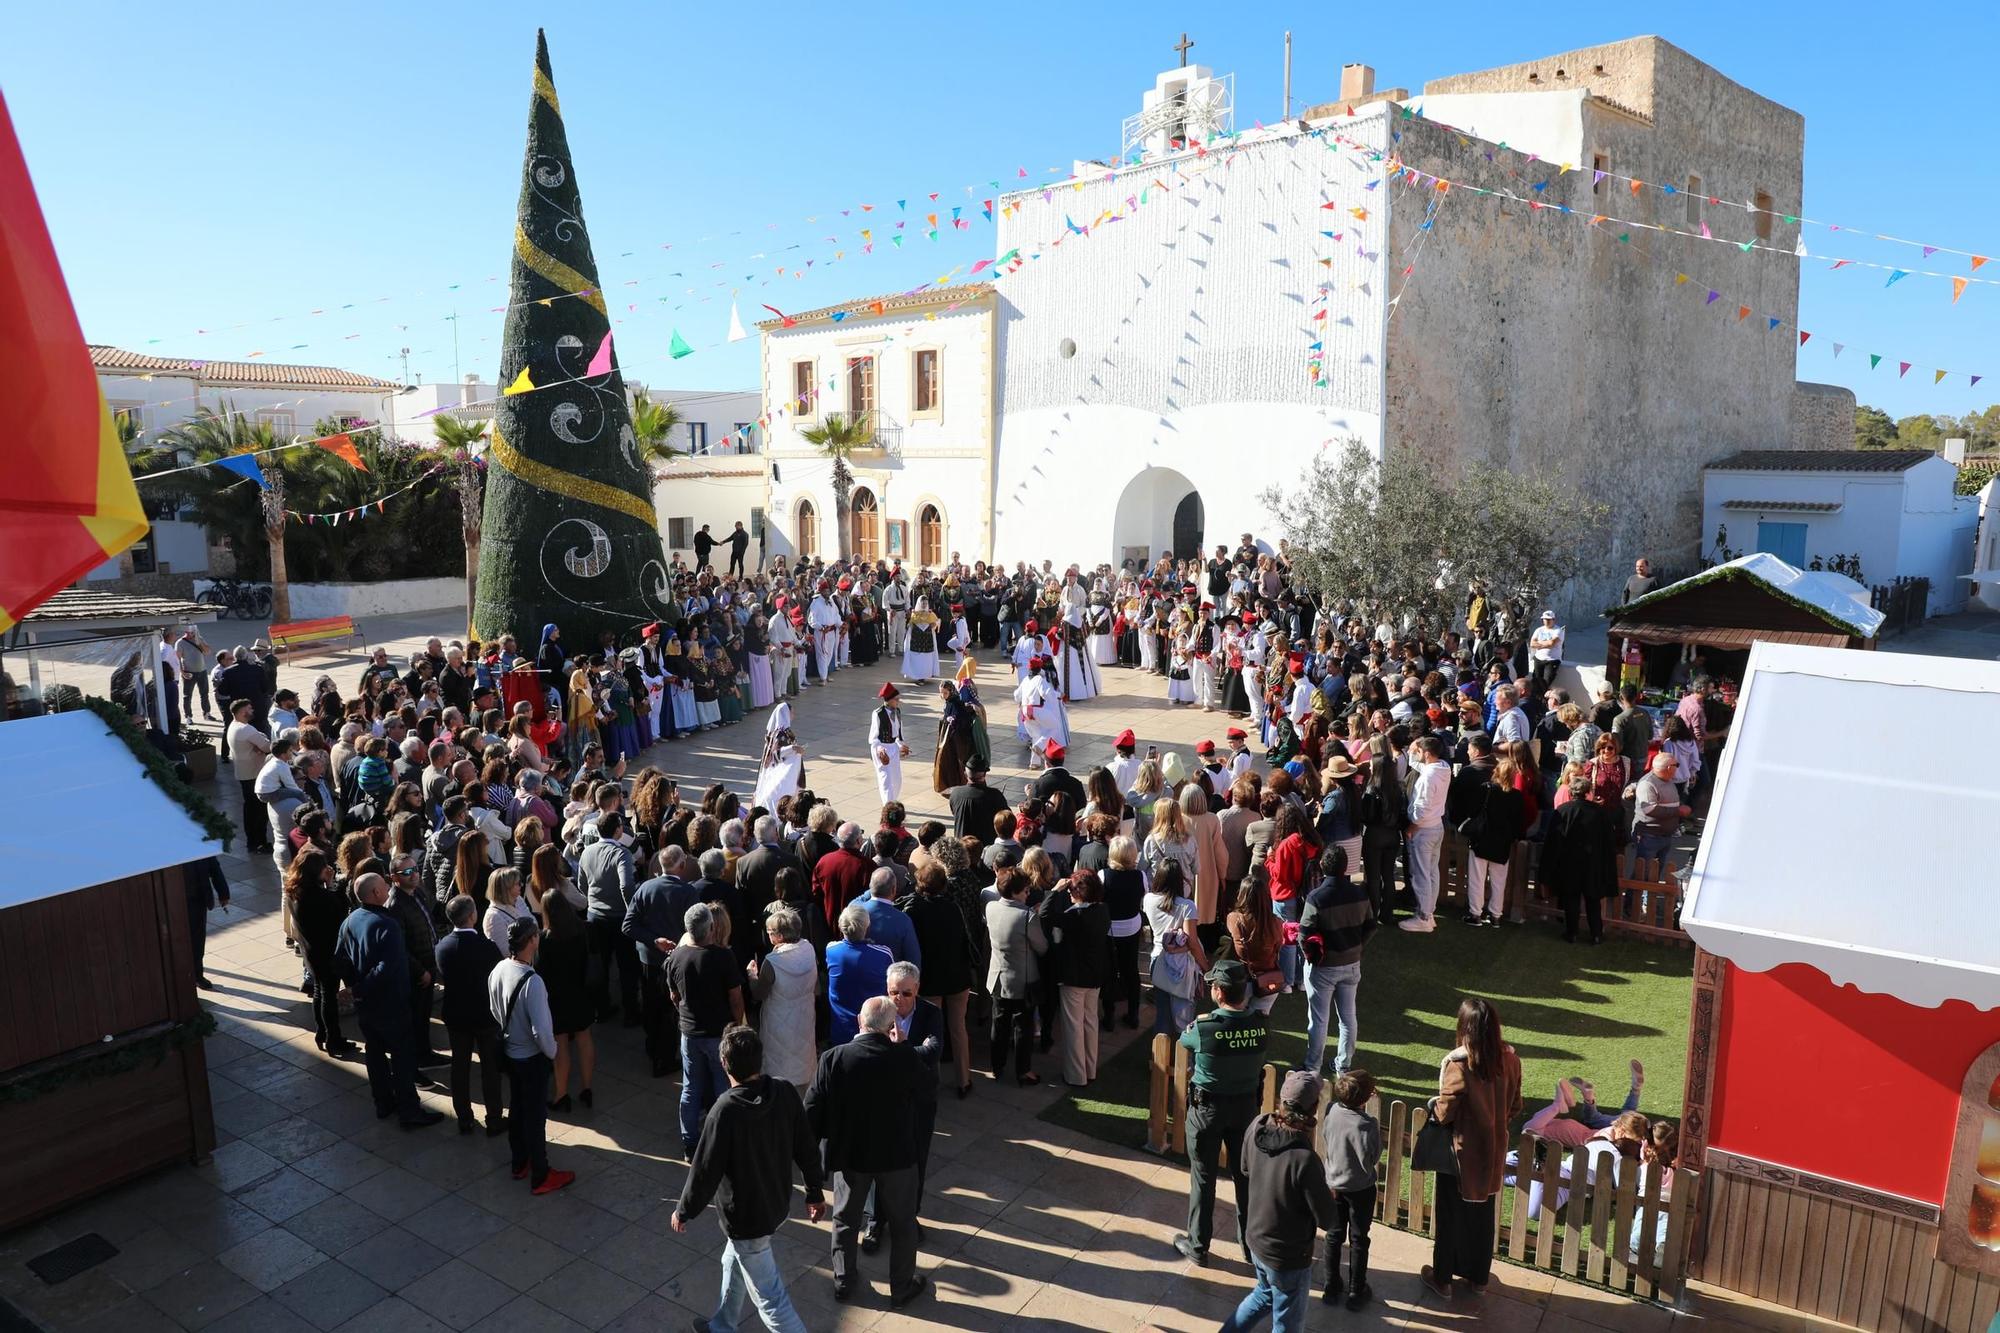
[0,90,147,632]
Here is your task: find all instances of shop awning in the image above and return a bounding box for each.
[1683,642,2000,1011]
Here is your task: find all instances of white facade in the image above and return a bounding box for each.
[1701,452,1978,615]
[758,288,996,568]
[627,385,762,458]
[992,100,1392,568]
[1970,477,2000,612]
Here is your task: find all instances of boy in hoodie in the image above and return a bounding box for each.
[1316,1069,1383,1309]
[1229,1069,1339,1332]
[672,1025,827,1333]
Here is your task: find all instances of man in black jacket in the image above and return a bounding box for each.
[1231,1070,1339,1329]
[862,961,942,1253]
[734,816,800,929]
[805,996,928,1307]
[433,895,507,1136]
[673,1026,826,1333]
[1028,747,1085,811]
[946,756,1009,847]
[1443,733,1495,830]
[622,845,701,1078]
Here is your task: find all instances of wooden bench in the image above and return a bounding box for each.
[267,615,365,660]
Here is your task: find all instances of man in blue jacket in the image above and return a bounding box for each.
[434,894,506,1136]
[623,845,702,1078]
[336,872,443,1129]
[858,867,921,965]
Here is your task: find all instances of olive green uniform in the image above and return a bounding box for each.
[1179,1004,1270,1255]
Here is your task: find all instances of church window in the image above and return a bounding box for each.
[912,349,940,415]
[791,360,814,418]
[1753,190,1774,241]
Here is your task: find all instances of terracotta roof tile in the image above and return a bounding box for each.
[1707,449,1934,474]
[89,344,402,391]
[755,283,996,331]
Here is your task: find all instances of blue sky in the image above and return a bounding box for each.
[6,2,1996,423]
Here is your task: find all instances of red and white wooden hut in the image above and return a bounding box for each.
[1679,641,2000,1331]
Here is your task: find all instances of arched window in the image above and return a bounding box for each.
[795,498,816,558]
[850,487,880,562]
[918,504,945,568]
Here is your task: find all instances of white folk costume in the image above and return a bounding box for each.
[767,611,800,699]
[869,691,906,802]
[945,610,973,667]
[1167,614,1197,704]
[806,589,842,683]
[1011,632,1046,684]
[1056,606,1099,703]
[1107,749,1144,795]
[1088,599,1117,666]
[1188,615,1217,710]
[665,637,699,734]
[744,618,774,710]
[902,599,941,683]
[881,578,910,651]
[1013,670,1067,765]
[754,701,804,811]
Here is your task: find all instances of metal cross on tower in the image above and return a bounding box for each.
[1174,32,1194,67]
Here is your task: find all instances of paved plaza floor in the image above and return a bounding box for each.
[2,609,1845,1332]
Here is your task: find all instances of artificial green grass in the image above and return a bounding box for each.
[1040,914,1693,1153]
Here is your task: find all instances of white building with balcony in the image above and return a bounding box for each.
[757,285,996,569]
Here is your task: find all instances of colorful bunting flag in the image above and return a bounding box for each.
[502,366,536,396]
[1953,276,1968,304]
[1934,369,1948,384]
[1870,354,1882,369]
[1899,361,1911,377]
[726,301,747,343]
[1885,270,1909,288]
[585,332,612,377]
[316,432,366,471]
[668,328,693,359]
[216,454,269,489]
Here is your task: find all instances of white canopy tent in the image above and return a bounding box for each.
[1682,641,2000,1010]
[0,710,219,910]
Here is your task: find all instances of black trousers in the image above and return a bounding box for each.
[1529,659,1560,697]
[1034,968,1059,1050]
[641,958,679,1068]
[1326,1185,1375,1293]
[831,1166,917,1290]
[1102,934,1143,1022]
[508,1053,552,1185]
[1562,891,1606,942]
[410,978,436,1054]
[1431,1182,1497,1285]
[358,1014,421,1119]
[448,1021,505,1127]
[990,995,1035,1079]
[728,549,746,576]
[187,896,209,981]
[1361,830,1400,921]
[1185,1093,1256,1253]
[239,779,269,850]
[586,916,639,1018]
[305,952,345,1048]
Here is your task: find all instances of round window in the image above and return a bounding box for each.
[1057,337,1076,359]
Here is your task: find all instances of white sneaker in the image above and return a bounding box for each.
[1397,916,1435,933]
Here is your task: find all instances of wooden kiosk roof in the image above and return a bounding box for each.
[1608,553,1884,651]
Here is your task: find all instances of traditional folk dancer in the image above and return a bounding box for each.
[1088,596,1118,667]
[1225,727,1256,781]
[945,603,974,676]
[1012,622,1047,684]
[806,582,843,685]
[1056,604,1100,704]
[638,628,668,740]
[1216,616,1252,717]
[753,701,805,811]
[1188,606,1219,712]
[881,575,910,652]
[767,605,800,700]
[869,682,909,803]
[903,598,942,684]
[956,656,991,772]
[742,610,775,710]
[1166,611,1198,705]
[665,638,699,737]
[1014,660,1068,771]
[834,577,856,669]
[1107,728,1143,794]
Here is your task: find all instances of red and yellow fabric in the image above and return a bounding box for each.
[0,90,147,632]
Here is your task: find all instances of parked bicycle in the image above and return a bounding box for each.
[196,577,272,620]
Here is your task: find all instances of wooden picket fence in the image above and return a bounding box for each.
[1146,1042,1700,1305]
[1436,830,1689,944]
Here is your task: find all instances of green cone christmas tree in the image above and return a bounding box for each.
[472,30,674,649]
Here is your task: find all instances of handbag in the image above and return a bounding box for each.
[1412,1113,1459,1175]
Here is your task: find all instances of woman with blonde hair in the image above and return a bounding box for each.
[531,843,595,1112]
[1178,782,1231,952]
[1126,757,1164,844]
[482,867,534,955]
[1142,792,1197,889]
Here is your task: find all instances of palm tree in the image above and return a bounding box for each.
[164,405,296,621]
[432,415,491,632]
[630,390,683,463]
[798,412,871,560]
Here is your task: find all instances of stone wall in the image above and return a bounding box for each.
[1388,36,1805,615]
[1790,381,1856,451]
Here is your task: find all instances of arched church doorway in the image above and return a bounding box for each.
[1173,491,1205,561]
[1111,467,1202,567]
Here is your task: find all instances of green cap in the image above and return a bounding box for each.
[1204,958,1250,988]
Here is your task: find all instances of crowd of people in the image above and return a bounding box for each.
[177,535,1712,1330]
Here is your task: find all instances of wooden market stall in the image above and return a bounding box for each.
[0,709,222,1231]
[1606,553,1884,690]
[1677,642,2000,1332]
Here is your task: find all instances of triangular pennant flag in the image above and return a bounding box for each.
[1923,246,1937,258]
[585,331,613,377]
[1973,256,1989,272]
[216,454,269,489]
[503,366,536,396]
[1767,317,1781,330]
[891,235,902,248]
[1675,273,1689,284]
[1885,269,1909,288]
[1952,276,1968,304]
[869,301,885,315]
[668,328,693,359]
[1798,331,1811,346]
[1736,306,1751,321]
[1869,354,1882,369]
[1830,259,1852,270]
[1934,368,1948,384]
[1898,361,1911,377]
[726,301,747,342]
[316,432,366,471]
[1705,290,1720,304]
[1973,375,1984,387]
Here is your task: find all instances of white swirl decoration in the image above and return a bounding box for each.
[553,518,613,578]
[640,560,675,616]
[618,424,638,471]
[532,155,567,189]
[551,401,596,444]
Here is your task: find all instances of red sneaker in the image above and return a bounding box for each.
[511,1165,529,1180]
[531,1168,576,1196]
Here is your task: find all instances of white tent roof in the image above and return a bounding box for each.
[1683,642,2000,1010]
[0,711,219,911]
[1621,553,1887,638]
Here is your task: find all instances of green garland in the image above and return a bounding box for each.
[0,1010,216,1105]
[76,694,236,850]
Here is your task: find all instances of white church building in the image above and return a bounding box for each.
[750,36,1825,613]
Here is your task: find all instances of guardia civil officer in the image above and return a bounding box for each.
[1172,957,1269,1266]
